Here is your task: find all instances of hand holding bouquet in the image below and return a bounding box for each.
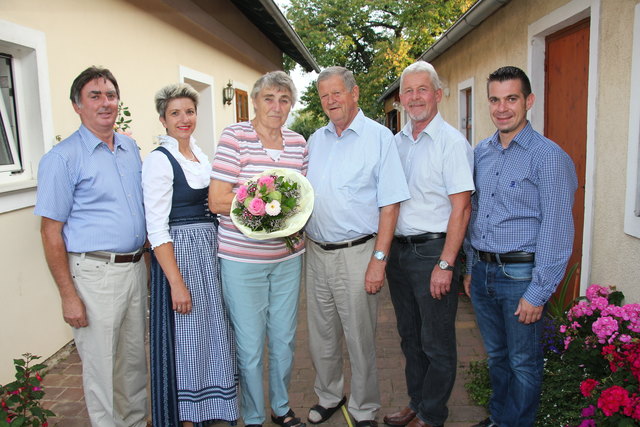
[231,168,314,250]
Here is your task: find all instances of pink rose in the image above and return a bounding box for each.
[236,185,248,203]
[257,175,276,192]
[247,197,266,216]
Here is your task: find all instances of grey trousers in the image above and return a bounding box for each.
[69,253,148,427]
[305,238,381,421]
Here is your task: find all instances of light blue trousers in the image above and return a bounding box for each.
[220,256,302,424]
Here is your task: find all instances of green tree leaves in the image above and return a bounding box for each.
[286,0,474,120]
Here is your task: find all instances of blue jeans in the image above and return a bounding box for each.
[220,256,302,424]
[471,259,543,427]
[386,238,459,426]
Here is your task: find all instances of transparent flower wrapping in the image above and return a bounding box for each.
[230,168,314,240]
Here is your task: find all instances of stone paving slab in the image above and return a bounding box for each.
[41,282,487,426]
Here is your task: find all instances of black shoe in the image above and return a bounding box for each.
[307,396,347,424]
[272,409,305,427]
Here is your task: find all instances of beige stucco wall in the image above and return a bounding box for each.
[589,0,640,301]
[0,0,288,382]
[427,0,640,303]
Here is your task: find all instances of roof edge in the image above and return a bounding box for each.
[259,0,320,72]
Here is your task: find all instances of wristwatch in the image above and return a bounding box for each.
[438,259,454,271]
[372,250,388,262]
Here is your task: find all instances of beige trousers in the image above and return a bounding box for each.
[69,253,148,427]
[305,238,381,421]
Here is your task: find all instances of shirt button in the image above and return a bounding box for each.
[496,172,499,176]
[491,193,494,197]
[486,214,489,218]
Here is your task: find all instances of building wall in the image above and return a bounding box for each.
[0,0,285,382]
[590,0,640,300]
[428,0,640,302]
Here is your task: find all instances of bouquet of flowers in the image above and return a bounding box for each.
[558,284,640,426]
[230,168,314,251]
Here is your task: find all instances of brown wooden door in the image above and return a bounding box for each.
[544,18,589,302]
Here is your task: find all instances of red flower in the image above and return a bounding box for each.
[597,385,632,416]
[622,394,640,420]
[580,379,600,397]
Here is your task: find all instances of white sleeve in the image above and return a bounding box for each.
[142,150,174,248]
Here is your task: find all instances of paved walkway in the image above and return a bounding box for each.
[41,283,487,426]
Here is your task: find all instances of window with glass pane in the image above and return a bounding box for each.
[0,54,20,172]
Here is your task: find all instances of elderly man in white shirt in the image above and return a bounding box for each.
[382,61,474,427]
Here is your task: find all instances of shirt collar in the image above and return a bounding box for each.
[325,109,365,137]
[489,121,535,150]
[78,124,125,153]
[400,112,444,143]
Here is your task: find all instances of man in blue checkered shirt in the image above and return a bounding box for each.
[465,66,578,427]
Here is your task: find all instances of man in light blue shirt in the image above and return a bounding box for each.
[35,67,148,427]
[383,61,474,427]
[305,66,410,427]
[466,66,577,427]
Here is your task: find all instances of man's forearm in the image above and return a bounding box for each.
[374,203,400,254]
[41,218,77,299]
[440,192,472,264]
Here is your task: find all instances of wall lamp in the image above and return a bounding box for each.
[223,80,235,105]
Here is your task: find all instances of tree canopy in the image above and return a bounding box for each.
[285,0,475,132]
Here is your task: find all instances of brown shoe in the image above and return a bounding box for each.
[383,407,416,426]
[406,416,443,427]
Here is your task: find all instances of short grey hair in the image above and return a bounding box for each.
[251,71,297,106]
[155,83,199,118]
[400,61,442,91]
[316,66,357,92]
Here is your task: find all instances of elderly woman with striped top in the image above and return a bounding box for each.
[210,71,307,427]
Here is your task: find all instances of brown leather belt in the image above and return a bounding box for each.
[312,234,374,251]
[72,249,145,263]
[477,250,535,264]
[395,232,446,244]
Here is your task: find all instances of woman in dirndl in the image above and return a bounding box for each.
[142,83,238,426]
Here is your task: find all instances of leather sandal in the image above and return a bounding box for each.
[307,396,347,424]
[272,409,305,427]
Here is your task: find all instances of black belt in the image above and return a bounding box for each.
[477,250,534,264]
[395,232,446,244]
[313,234,374,251]
[73,249,145,263]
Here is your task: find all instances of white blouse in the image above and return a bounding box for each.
[142,135,212,248]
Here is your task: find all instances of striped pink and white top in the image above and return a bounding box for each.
[211,121,308,263]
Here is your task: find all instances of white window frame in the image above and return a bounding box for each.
[457,77,475,146]
[0,81,20,173]
[0,19,54,213]
[624,3,640,238]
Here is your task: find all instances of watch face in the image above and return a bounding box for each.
[439,260,449,269]
[374,251,384,260]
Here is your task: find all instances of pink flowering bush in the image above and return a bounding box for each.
[559,285,640,426]
[0,353,54,426]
